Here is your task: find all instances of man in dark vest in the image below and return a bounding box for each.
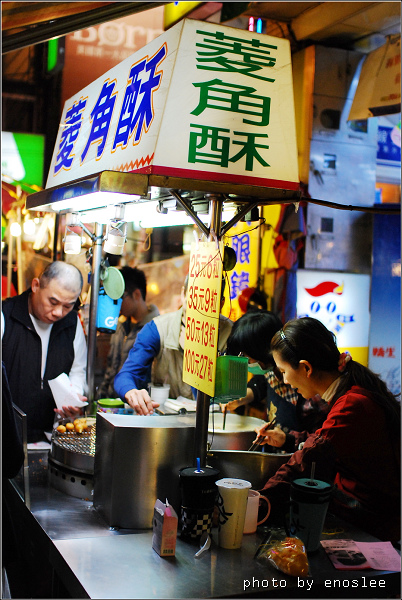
[2,261,87,443]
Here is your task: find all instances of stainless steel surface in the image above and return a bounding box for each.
[208,414,265,451]
[48,457,94,500]
[50,526,398,600]
[206,450,292,490]
[6,449,399,599]
[23,450,128,539]
[87,221,103,408]
[93,413,196,529]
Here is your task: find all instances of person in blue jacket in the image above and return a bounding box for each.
[114,276,233,416]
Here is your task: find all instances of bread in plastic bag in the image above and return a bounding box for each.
[257,529,309,577]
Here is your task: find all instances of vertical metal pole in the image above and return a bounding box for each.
[208,193,223,239]
[86,222,103,411]
[194,390,211,467]
[52,213,60,261]
[193,194,224,467]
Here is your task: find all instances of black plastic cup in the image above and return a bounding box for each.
[179,466,220,541]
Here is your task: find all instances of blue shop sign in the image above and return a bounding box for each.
[377,125,401,166]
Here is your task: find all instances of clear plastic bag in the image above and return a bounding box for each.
[257,528,310,577]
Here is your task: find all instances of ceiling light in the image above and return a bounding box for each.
[10,222,21,237]
[23,218,36,236]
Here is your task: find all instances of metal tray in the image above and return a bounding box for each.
[50,419,96,474]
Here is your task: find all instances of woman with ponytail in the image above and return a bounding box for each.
[255,317,400,543]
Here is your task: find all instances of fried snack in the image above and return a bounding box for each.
[56,425,66,433]
[264,537,309,577]
[73,417,87,432]
[65,422,75,431]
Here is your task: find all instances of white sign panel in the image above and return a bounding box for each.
[297,270,370,350]
[46,19,299,191]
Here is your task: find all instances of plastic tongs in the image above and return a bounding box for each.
[248,417,277,452]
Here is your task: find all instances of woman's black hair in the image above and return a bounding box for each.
[227,310,283,365]
[271,317,400,435]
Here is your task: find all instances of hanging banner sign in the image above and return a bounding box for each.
[221,220,260,322]
[46,18,299,191]
[348,36,401,120]
[183,241,224,396]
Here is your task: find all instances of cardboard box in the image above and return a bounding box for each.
[152,499,178,557]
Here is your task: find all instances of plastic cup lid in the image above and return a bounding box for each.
[292,478,333,493]
[215,478,252,489]
[102,267,125,300]
[98,398,125,407]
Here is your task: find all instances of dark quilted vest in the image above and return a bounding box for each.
[2,290,78,442]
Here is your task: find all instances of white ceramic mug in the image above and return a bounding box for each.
[215,478,251,549]
[243,490,271,534]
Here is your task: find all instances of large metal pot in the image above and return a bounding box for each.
[208,413,265,451]
[206,449,292,489]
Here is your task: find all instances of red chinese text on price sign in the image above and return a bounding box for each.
[182,241,224,397]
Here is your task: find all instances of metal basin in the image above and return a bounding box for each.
[206,449,292,489]
[208,413,265,451]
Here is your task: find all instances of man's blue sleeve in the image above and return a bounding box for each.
[113,320,161,399]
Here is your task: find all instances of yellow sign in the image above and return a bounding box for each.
[221,220,260,322]
[182,241,224,396]
[164,2,203,30]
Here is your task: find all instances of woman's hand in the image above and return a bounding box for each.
[253,424,286,448]
[224,387,255,413]
[224,398,243,412]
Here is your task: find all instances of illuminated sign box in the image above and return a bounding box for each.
[297,270,370,366]
[46,19,299,193]
[164,2,203,30]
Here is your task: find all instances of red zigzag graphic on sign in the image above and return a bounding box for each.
[113,153,154,172]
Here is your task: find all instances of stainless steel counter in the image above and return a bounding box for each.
[6,450,401,599]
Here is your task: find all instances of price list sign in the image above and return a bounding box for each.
[183,241,224,397]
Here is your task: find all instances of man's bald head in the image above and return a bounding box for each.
[30,262,83,324]
[39,261,83,295]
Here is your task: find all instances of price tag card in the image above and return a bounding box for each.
[182,241,223,396]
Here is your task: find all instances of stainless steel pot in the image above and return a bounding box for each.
[206,449,292,489]
[207,413,265,451]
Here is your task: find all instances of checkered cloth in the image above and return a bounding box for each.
[180,508,212,539]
